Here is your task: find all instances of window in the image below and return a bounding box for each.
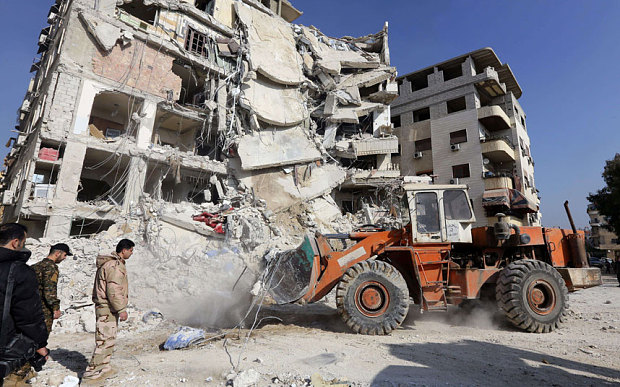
[118,0,158,26]
[443,190,472,220]
[195,0,215,13]
[414,138,431,152]
[521,116,526,127]
[185,27,209,58]
[391,115,401,128]
[413,107,430,122]
[450,129,467,145]
[415,192,440,233]
[446,97,466,113]
[452,164,470,178]
[439,63,463,81]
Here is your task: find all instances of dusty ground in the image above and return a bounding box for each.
[31,274,620,386]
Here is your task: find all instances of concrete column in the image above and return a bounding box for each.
[372,108,391,137]
[46,141,88,238]
[123,156,148,212]
[136,100,157,149]
[462,56,476,77]
[428,67,443,86]
[217,78,227,134]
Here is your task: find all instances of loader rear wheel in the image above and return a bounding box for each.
[336,260,409,335]
[496,259,569,333]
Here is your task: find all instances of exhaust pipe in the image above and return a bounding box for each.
[564,201,588,268]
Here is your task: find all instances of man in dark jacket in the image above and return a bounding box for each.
[0,224,49,386]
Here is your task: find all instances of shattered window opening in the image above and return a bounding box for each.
[118,0,158,26]
[194,0,215,14]
[185,27,209,58]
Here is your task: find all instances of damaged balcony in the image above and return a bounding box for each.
[152,106,208,153]
[88,91,142,142]
[474,67,507,101]
[477,105,511,132]
[480,136,515,162]
[144,161,224,204]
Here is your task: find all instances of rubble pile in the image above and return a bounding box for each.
[9,0,405,335]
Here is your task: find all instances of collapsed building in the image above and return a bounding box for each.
[0,0,399,239]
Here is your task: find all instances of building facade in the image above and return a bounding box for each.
[391,48,540,227]
[0,0,398,239]
[587,204,620,260]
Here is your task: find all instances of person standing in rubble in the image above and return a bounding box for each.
[81,239,134,384]
[33,243,72,331]
[10,243,72,382]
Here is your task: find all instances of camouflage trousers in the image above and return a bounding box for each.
[10,314,53,378]
[82,305,119,378]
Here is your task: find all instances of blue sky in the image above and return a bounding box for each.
[1,0,619,228]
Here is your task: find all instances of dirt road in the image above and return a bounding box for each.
[32,274,620,386]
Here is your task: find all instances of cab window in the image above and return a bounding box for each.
[415,192,440,233]
[443,190,472,220]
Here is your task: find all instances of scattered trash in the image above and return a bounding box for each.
[58,375,80,387]
[163,327,205,350]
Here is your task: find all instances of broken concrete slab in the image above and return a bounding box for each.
[338,69,394,89]
[328,101,383,124]
[235,3,305,86]
[79,12,121,52]
[237,126,321,170]
[232,160,346,212]
[239,77,307,126]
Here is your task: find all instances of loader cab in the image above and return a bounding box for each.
[403,184,476,243]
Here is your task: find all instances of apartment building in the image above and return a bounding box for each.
[391,48,540,226]
[587,204,620,260]
[0,0,397,238]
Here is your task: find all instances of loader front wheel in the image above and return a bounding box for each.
[336,260,409,335]
[496,260,569,333]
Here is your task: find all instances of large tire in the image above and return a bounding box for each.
[496,259,569,333]
[336,260,409,335]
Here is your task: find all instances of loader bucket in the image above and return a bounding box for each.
[267,234,318,304]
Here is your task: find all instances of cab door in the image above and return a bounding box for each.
[409,191,442,242]
[441,189,476,243]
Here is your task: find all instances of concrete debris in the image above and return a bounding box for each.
[237,126,322,170]
[239,77,308,126]
[2,0,402,343]
[78,12,121,52]
[233,369,261,387]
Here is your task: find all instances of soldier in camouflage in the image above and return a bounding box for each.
[7,243,71,385]
[81,239,135,385]
[33,243,72,331]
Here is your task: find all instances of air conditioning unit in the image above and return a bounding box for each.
[450,143,460,151]
[449,178,460,185]
[413,152,423,159]
[2,191,14,205]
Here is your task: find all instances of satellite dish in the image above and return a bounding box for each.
[483,158,490,165]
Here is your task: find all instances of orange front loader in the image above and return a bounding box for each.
[267,184,601,335]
